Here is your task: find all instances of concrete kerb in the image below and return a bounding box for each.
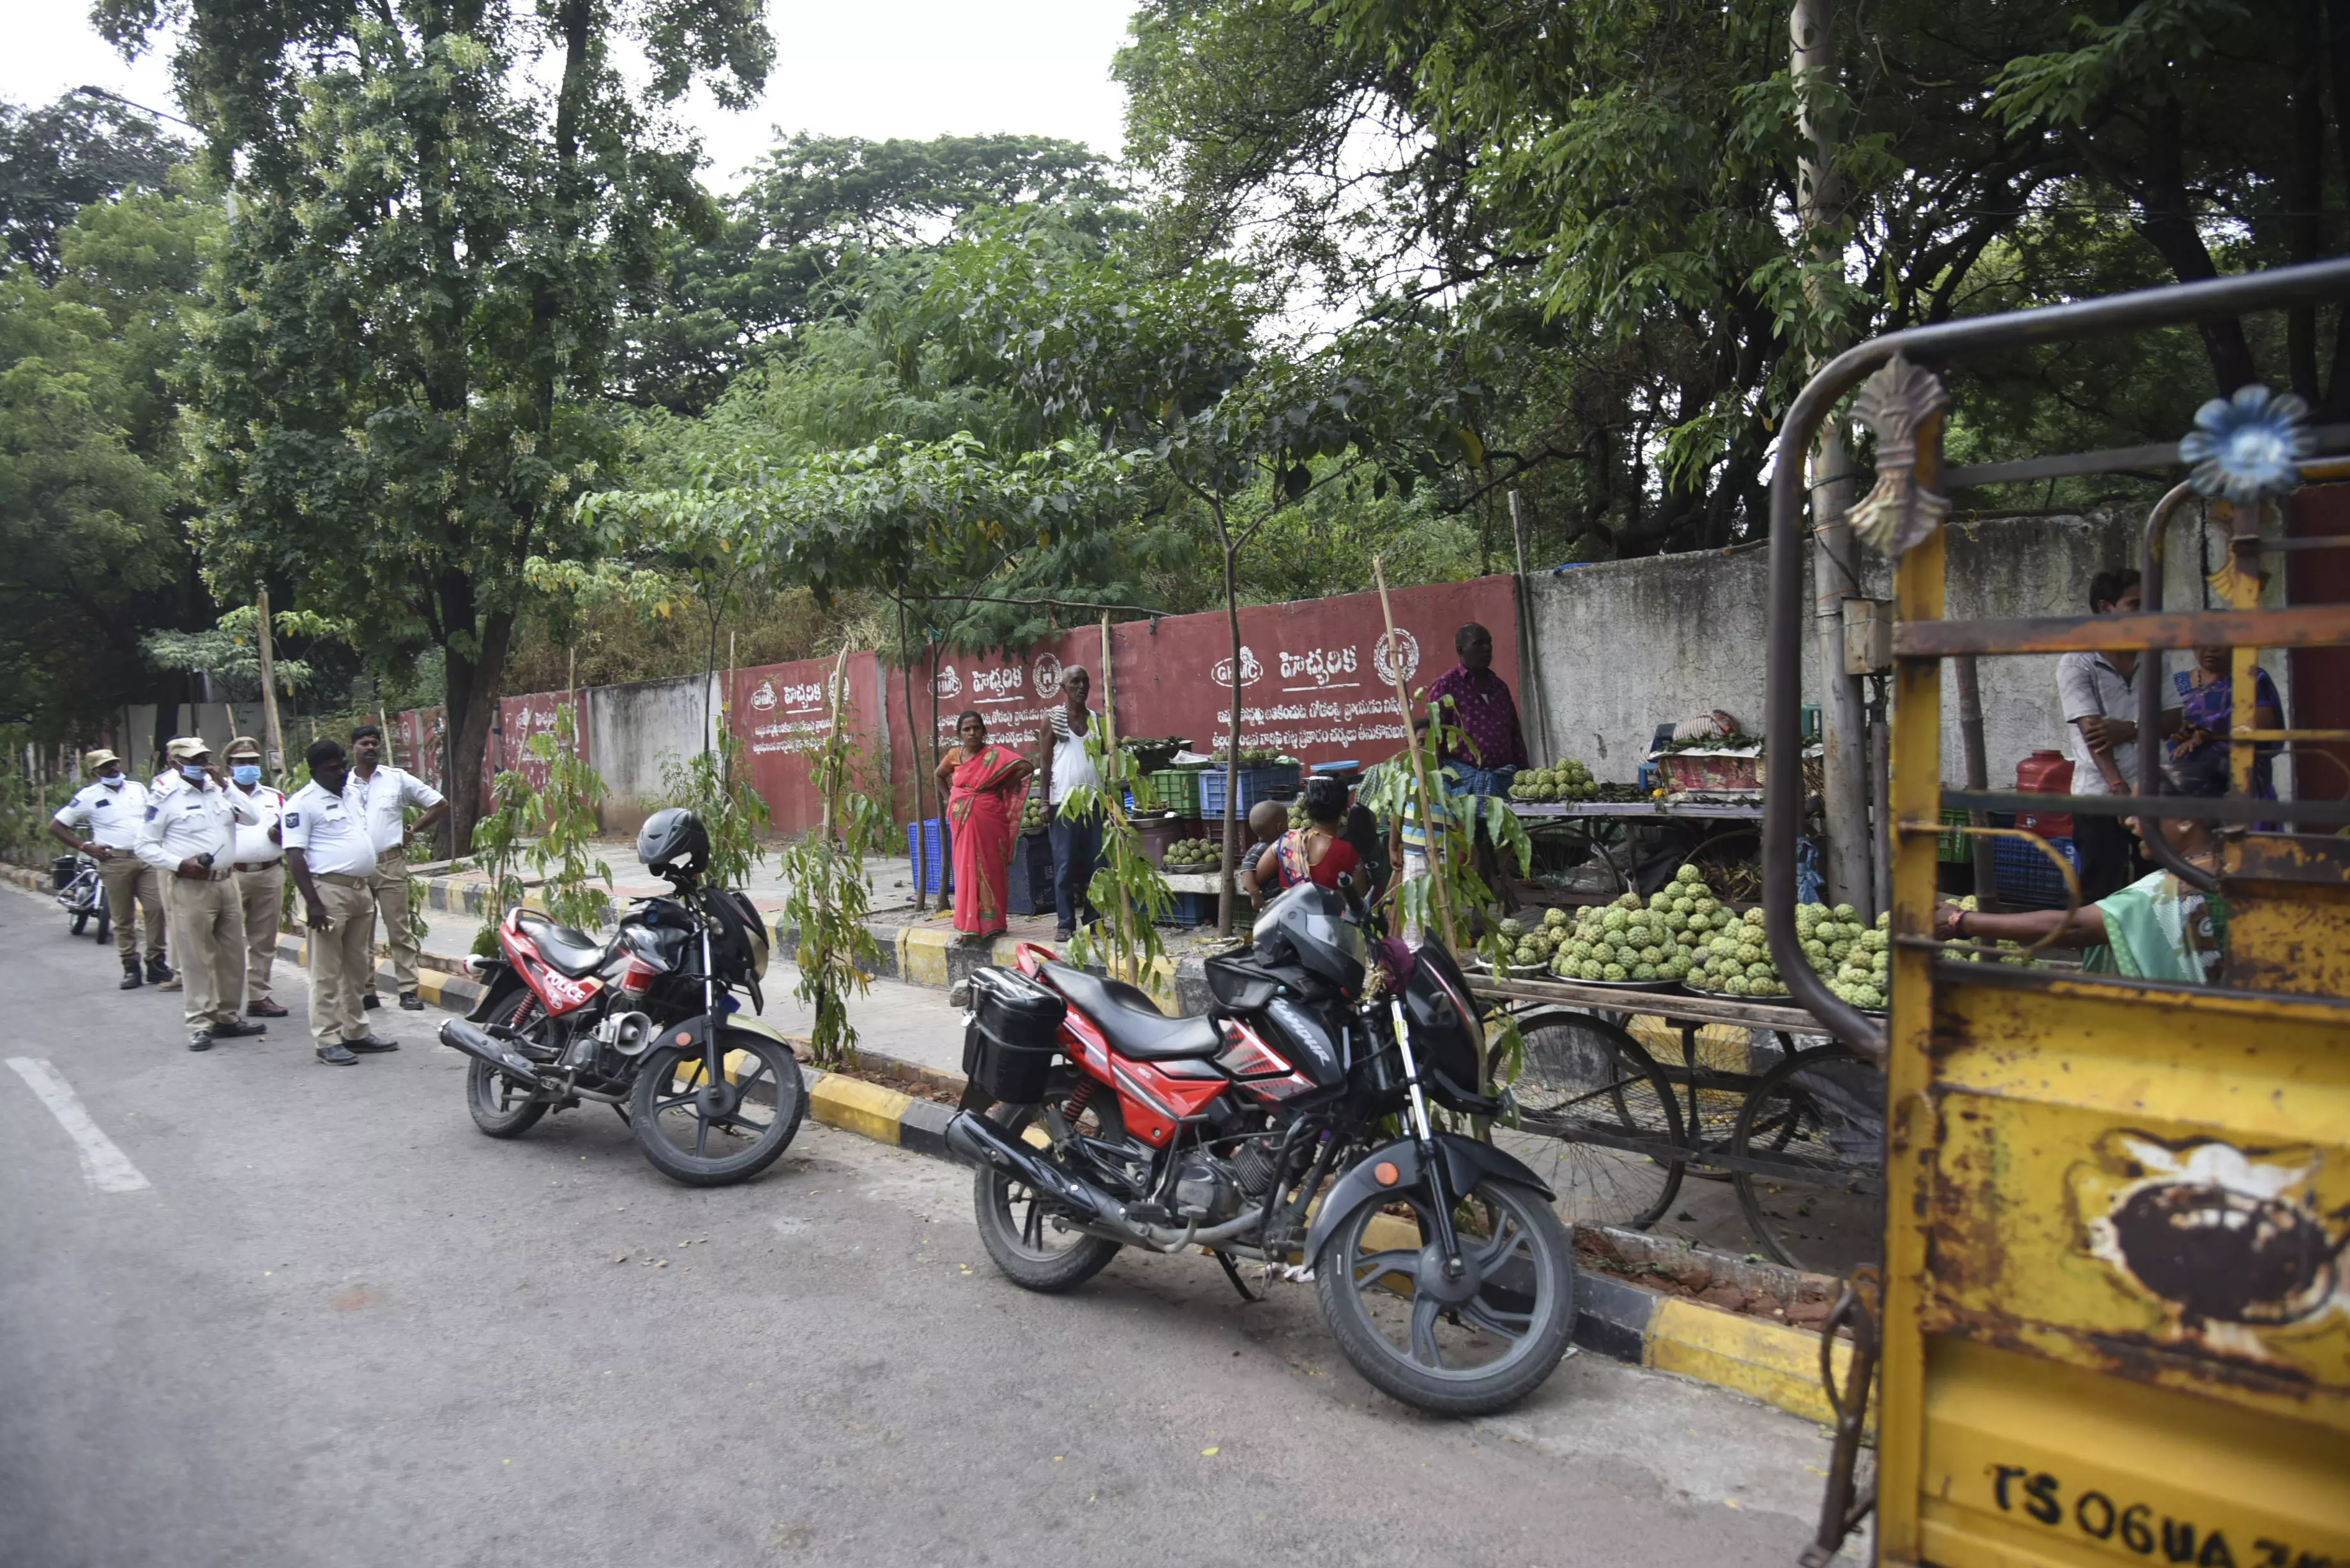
[6,859,1848,1426]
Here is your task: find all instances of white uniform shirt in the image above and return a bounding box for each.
[53,777,150,852]
[136,772,260,874]
[229,783,286,866]
[280,778,379,878]
[350,764,443,854]
[2056,651,2160,795]
[1046,705,1102,806]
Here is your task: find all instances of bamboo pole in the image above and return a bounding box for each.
[821,644,851,846]
[254,589,285,773]
[1100,615,1133,969]
[1373,557,1458,949]
[1508,490,1552,768]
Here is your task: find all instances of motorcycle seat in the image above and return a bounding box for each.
[1041,961,1222,1061]
[517,912,609,977]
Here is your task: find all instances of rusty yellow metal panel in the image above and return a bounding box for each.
[1915,1339,2350,1567]
[1879,508,2350,1565]
[1926,976,2350,1429]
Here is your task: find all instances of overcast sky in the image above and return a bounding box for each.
[1,0,1136,186]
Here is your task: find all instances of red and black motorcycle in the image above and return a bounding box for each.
[437,808,807,1186]
[946,878,1577,1415]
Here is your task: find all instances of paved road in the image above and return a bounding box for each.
[0,886,1841,1567]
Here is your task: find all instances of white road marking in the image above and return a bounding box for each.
[6,1057,151,1194]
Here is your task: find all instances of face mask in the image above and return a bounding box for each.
[99,774,123,790]
[232,764,262,787]
[180,763,207,782]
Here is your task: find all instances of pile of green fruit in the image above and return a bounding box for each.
[1515,863,1714,983]
[1683,900,1890,1006]
[1509,761,1597,803]
[1021,799,1047,833]
[1164,837,1222,869]
[1948,895,2039,966]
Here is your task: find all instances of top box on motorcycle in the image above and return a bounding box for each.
[963,967,1066,1104]
[52,856,79,889]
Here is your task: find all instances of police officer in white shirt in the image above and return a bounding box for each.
[48,748,170,988]
[224,735,290,1019]
[137,737,265,1051]
[282,737,391,1065]
[349,724,446,1012]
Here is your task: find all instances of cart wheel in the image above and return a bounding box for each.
[1731,1045,1886,1274]
[1501,1011,1686,1230]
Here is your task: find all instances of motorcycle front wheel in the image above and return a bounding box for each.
[630,1031,806,1187]
[1315,1173,1577,1417]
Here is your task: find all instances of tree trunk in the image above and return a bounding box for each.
[2288,0,2327,404]
[1792,0,1875,915]
[2325,0,2350,418]
[1215,533,1245,935]
[897,598,928,912]
[2129,106,2260,393]
[442,607,514,859]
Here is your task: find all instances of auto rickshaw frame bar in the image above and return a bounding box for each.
[1762,253,2350,1063]
[1767,256,2350,1567]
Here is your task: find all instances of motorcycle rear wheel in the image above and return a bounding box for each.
[1315,1174,1576,1417]
[630,1031,806,1187]
[466,994,551,1138]
[972,1096,1122,1293]
[70,911,89,935]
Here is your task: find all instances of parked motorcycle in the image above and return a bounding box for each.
[946,878,1577,1415]
[438,808,807,1186]
[51,854,110,943]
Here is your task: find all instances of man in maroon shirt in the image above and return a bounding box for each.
[1425,622,1528,795]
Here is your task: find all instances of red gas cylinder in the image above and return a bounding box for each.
[2014,748,2075,838]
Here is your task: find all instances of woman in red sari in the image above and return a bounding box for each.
[936,711,1036,942]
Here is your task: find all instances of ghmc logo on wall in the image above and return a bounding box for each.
[1211,647,1264,687]
[1372,628,1420,687]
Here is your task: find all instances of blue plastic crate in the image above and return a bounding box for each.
[1199,763,1301,820]
[1006,832,1056,917]
[906,818,952,896]
[1993,833,2079,910]
[1164,890,1217,927]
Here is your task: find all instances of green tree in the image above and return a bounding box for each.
[108,0,774,849]
[0,183,220,739]
[0,89,187,283]
[628,132,1132,413]
[929,229,1473,929]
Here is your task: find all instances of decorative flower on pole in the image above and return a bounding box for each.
[2179,384,2313,505]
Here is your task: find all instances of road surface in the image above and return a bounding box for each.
[0,884,1842,1566]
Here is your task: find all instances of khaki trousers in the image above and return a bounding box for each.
[237,866,285,1004]
[307,878,375,1048]
[165,873,246,1033]
[97,854,166,963]
[367,848,417,997]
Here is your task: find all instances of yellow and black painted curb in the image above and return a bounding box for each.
[4,860,1843,1424]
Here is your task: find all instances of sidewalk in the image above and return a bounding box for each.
[409,836,1243,1009]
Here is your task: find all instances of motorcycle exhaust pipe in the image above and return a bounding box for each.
[943,1112,1264,1252]
[438,1017,547,1089]
[945,1110,1124,1228]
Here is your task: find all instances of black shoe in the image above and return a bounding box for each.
[210,1020,266,1039]
[146,958,172,983]
[315,1043,358,1065]
[398,992,425,1011]
[120,967,142,990]
[363,993,381,1011]
[344,1035,400,1053]
[187,1032,213,1052]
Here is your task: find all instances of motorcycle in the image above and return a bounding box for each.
[51,854,110,943]
[437,808,807,1186]
[946,877,1577,1416]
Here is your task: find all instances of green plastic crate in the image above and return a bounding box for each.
[1144,767,1203,817]
[1937,807,1971,864]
